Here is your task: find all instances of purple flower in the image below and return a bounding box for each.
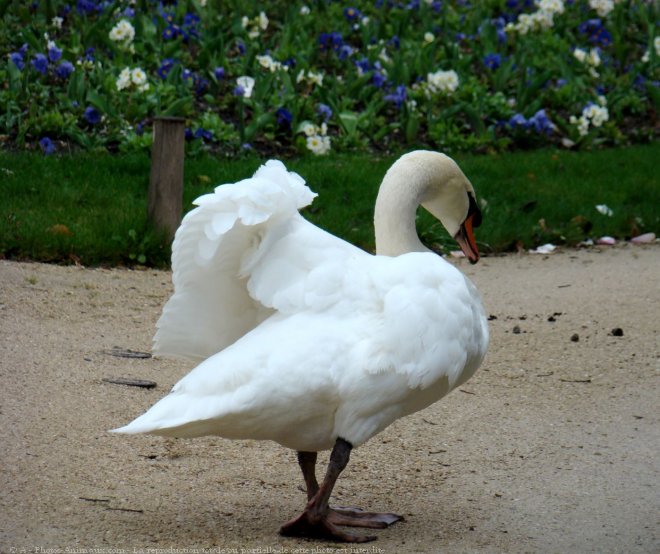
[55,60,74,79]
[83,106,101,125]
[39,137,55,155]
[338,44,355,60]
[319,32,343,52]
[276,107,293,127]
[48,45,62,63]
[233,85,246,97]
[317,103,333,121]
[10,52,25,71]
[388,35,401,49]
[32,53,48,75]
[484,53,502,70]
[214,66,225,80]
[157,58,176,79]
[194,128,213,141]
[384,85,407,109]
[508,113,528,129]
[528,109,554,134]
[344,7,361,21]
[372,71,387,88]
[355,57,371,73]
[578,18,612,47]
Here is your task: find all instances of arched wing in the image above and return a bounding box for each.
[153,160,326,361]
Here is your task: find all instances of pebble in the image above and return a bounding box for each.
[571,333,580,342]
[610,327,624,337]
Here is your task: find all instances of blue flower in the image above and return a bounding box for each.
[48,45,62,63]
[431,1,442,12]
[372,71,387,88]
[276,107,293,127]
[338,44,355,61]
[343,7,361,21]
[233,85,246,97]
[39,137,56,155]
[384,85,407,109]
[214,67,225,80]
[578,18,612,47]
[528,109,554,134]
[10,52,25,71]
[388,35,401,49]
[317,103,333,121]
[55,61,74,79]
[32,53,48,75]
[484,53,502,70]
[319,32,343,52]
[508,113,528,129]
[83,106,101,125]
[355,57,371,73]
[157,58,176,79]
[194,128,213,141]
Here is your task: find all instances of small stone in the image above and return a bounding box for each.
[512,325,521,334]
[610,327,624,337]
[570,333,579,342]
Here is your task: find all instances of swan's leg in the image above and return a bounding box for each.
[297,451,319,500]
[281,438,377,542]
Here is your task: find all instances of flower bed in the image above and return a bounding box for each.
[1,0,658,157]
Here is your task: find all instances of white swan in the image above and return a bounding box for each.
[113,151,489,542]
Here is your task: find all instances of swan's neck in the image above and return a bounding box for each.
[374,167,428,257]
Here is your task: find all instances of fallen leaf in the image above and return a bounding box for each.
[48,224,73,236]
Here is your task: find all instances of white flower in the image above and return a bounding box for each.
[587,48,601,67]
[258,11,269,31]
[300,122,318,137]
[306,135,331,155]
[130,67,147,86]
[573,48,587,63]
[109,19,135,45]
[256,54,276,71]
[236,75,255,98]
[199,0,207,6]
[300,5,310,15]
[307,71,324,87]
[427,69,459,94]
[508,0,564,34]
[538,0,565,15]
[297,70,324,87]
[588,0,614,17]
[424,32,434,43]
[116,67,132,91]
[52,16,63,29]
[595,204,614,216]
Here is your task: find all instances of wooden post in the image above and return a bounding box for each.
[148,116,185,241]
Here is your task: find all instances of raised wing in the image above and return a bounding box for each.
[153,160,336,361]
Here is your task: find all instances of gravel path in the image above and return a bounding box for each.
[1,245,658,553]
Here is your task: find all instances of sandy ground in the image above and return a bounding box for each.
[1,245,658,554]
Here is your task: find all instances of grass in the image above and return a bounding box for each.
[1,143,658,267]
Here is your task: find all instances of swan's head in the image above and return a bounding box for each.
[378,151,482,263]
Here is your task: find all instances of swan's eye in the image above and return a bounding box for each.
[468,193,482,228]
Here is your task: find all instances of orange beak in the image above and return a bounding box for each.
[454,212,480,264]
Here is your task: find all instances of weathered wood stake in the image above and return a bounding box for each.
[148,116,185,240]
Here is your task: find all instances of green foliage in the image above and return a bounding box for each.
[1,144,658,266]
[0,0,657,157]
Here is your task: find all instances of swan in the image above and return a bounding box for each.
[112,151,489,542]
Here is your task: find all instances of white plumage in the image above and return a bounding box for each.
[113,151,488,542]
